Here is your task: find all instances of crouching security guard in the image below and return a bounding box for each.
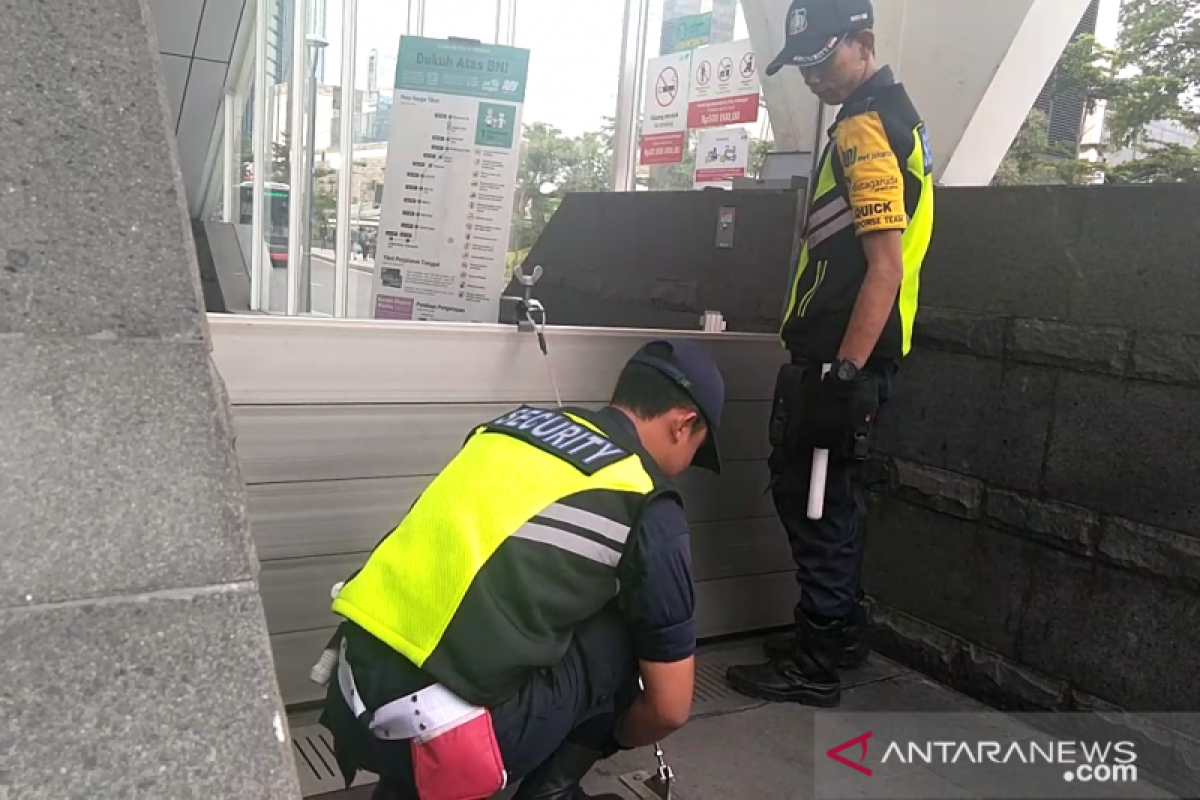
[317,339,725,799]
[725,0,934,707]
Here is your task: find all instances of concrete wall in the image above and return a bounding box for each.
[865,185,1200,718]
[524,183,1200,723]
[0,0,299,796]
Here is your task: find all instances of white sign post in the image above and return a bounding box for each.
[687,39,760,129]
[693,128,750,189]
[640,52,693,166]
[371,37,531,323]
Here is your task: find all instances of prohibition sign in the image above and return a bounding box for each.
[740,53,756,77]
[718,56,734,83]
[656,66,680,107]
[696,60,712,86]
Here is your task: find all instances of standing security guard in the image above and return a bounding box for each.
[318,339,725,799]
[725,0,934,708]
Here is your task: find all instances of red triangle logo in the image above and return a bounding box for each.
[827,731,874,776]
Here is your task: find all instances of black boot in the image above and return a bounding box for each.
[512,741,625,800]
[725,613,851,707]
[762,595,871,667]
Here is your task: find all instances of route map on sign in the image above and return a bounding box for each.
[656,67,679,107]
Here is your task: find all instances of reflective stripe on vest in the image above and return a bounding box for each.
[331,406,656,673]
[512,502,633,567]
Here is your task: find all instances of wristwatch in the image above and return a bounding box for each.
[832,358,863,383]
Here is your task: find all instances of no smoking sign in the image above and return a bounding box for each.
[655,67,679,106]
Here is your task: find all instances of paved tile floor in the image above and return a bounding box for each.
[302,638,1176,800]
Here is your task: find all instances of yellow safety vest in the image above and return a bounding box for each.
[781,70,935,362]
[332,405,675,705]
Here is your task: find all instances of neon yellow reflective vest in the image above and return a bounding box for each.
[331,405,677,706]
[781,67,935,362]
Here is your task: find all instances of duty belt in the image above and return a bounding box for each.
[336,638,482,741]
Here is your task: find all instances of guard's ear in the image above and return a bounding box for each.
[853,29,876,55]
[670,409,701,441]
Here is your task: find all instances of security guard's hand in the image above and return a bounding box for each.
[800,363,879,451]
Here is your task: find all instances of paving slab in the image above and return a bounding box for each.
[300,641,1178,800]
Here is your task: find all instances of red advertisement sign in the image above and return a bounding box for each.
[687,94,760,128]
[641,131,687,165]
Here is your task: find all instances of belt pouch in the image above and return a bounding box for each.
[410,708,506,800]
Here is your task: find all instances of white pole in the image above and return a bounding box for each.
[286,0,309,316]
[334,0,358,318]
[611,0,651,191]
[807,363,832,520]
[221,92,237,224]
[250,0,269,311]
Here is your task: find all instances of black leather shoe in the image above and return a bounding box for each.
[763,598,871,667]
[513,741,625,800]
[724,649,841,707]
[726,612,853,707]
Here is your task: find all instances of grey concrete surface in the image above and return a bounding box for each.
[312,645,1176,800]
[0,0,299,795]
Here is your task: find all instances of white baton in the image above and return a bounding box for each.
[806,364,832,520]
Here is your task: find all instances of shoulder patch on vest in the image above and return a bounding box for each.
[483,405,630,475]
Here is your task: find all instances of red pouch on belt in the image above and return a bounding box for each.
[410,708,506,800]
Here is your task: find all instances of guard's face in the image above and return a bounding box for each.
[801,32,874,105]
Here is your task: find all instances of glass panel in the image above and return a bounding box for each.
[339,1,633,318]
[509,0,626,266]
[255,0,296,312]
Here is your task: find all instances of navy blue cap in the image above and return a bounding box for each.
[765,0,874,76]
[628,339,725,474]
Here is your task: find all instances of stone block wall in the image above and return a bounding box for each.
[864,185,1200,720]
[0,0,300,796]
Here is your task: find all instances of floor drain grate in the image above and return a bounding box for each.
[690,644,768,719]
[291,724,379,798]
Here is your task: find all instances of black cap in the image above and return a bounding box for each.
[628,339,725,474]
[765,0,874,77]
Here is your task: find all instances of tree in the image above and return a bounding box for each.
[511,123,579,252]
[1056,0,1200,181]
[510,118,622,254]
[561,117,616,192]
[993,110,1099,186]
[238,131,292,184]
[748,138,774,179]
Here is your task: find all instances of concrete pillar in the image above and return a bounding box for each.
[742,0,1093,185]
[0,0,301,797]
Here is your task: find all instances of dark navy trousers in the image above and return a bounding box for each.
[770,364,893,622]
[336,608,639,799]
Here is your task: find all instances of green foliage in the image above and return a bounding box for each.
[510,119,618,252]
[239,131,293,184]
[1045,0,1200,183]
[511,119,776,252]
[748,138,775,179]
[993,110,1099,186]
